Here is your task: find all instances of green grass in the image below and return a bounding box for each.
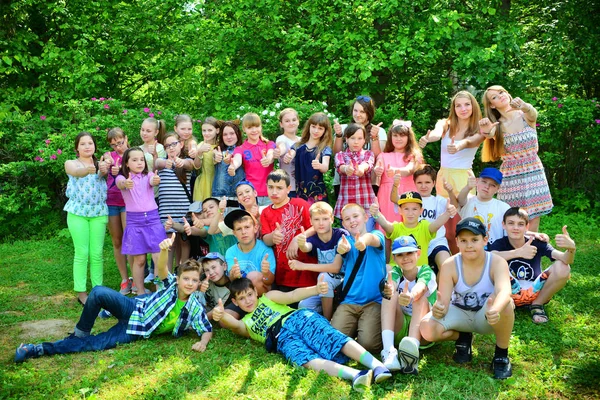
[0,213,599,399]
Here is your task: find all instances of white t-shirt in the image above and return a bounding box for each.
[459,196,510,245]
[420,195,449,255]
[276,134,300,190]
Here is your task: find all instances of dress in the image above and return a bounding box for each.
[193,143,216,202]
[294,144,331,204]
[498,117,553,218]
[334,150,376,219]
[376,152,418,223]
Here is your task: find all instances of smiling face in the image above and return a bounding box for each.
[476,177,500,201]
[352,102,369,125]
[201,123,218,143]
[176,270,201,300]
[503,215,529,241]
[222,126,238,147]
[202,199,219,219]
[126,149,146,174]
[203,259,227,282]
[391,131,408,151]
[310,124,326,141]
[280,112,299,135]
[164,136,182,158]
[76,134,96,158]
[341,205,367,236]
[232,217,258,246]
[140,122,158,144]
[176,121,194,141]
[456,230,488,261]
[232,288,259,313]
[243,124,262,144]
[346,129,366,152]
[453,95,474,120]
[398,202,422,226]
[236,184,257,208]
[414,174,435,197]
[393,250,420,274]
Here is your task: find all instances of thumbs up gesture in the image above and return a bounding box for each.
[212,298,225,321]
[369,198,380,219]
[386,164,395,178]
[151,173,160,186]
[374,159,384,178]
[418,130,431,149]
[260,149,271,167]
[227,163,236,176]
[316,275,328,295]
[273,146,281,159]
[297,226,307,250]
[191,212,202,229]
[485,294,500,325]
[447,137,460,154]
[398,280,413,307]
[283,149,295,164]
[198,141,212,155]
[174,156,185,169]
[182,217,192,236]
[261,253,270,275]
[479,118,500,138]
[555,225,576,251]
[445,199,457,218]
[165,215,174,231]
[383,271,394,299]
[188,143,198,159]
[214,146,223,163]
[337,235,351,255]
[147,140,156,156]
[333,118,342,137]
[519,236,538,259]
[159,232,177,250]
[443,179,454,194]
[344,162,355,177]
[165,157,174,169]
[124,173,134,189]
[311,151,321,170]
[223,150,232,165]
[466,170,477,190]
[432,291,447,319]
[272,222,284,245]
[230,257,242,279]
[370,122,383,140]
[354,232,366,251]
[219,196,227,213]
[200,275,210,293]
[111,159,120,176]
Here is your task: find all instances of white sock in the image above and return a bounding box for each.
[382,330,395,351]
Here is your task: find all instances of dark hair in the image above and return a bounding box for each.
[163,132,188,185]
[503,207,530,223]
[267,169,291,186]
[120,147,148,177]
[202,197,219,207]
[178,258,202,277]
[218,120,243,149]
[413,164,438,182]
[230,277,255,298]
[351,96,376,147]
[344,123,366,141]
[74,132,99,170]
[143,118,167,145]
[298,112,332,153]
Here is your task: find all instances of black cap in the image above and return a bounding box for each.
[224,209,254,229]
[456,217,487,236]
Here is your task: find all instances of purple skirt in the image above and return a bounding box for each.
[122,209,167,255]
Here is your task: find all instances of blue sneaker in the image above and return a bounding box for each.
[99,309,113,319]
[352,369,373,392]
[373,365,392,383]
[14,343,42,363]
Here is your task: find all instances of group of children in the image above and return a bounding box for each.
[18,88,576,392]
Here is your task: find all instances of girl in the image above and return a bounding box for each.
[155,132,195,270]
[139,117,167,174]
[375,120,423,223]
[193,117,219,202]
[174,114,198,159]
[332,96,387,197]
[292,112,333,205]
[100,128,132,294]
[480,85,553,231]
[229,112,276,205]
[275,108,301,196]
[64,132,108,305]
[334,123,376,222]
[212,120,245,204]
[116,147,166,295]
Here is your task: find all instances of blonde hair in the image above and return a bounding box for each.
[242,112,268,144]
[309,201,334,217]
[481,85,511,162]
[341,203,365,215]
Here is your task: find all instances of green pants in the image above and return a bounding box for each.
[67,213,108,292]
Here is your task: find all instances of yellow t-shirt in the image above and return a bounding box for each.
[387,220,435,267]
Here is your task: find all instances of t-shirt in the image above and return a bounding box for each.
[276,135,300,190]
[341,230,386,305]
[202,226,238,255]
[106,151,125,207]
[242,296,295,343]
[260,198,318,287]
[199,281,232,312]
[116,172,158,212]
[293,144,332,202]
[489,236,555,289]
[392,265,437,316]
[420,195,449,255]
[459,197,510,245]
[233,140,276,196]
[387,220,435,267]
[153,298,186,336]
[307,228,349,265]
[225,240,276,275]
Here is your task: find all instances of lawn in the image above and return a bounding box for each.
[0,212,599,399]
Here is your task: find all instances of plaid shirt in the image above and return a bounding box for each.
[127,274,212,338]
[334,149,376,218]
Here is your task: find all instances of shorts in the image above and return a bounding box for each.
[510,270,549,307]
[429,304,497,335]
[108,205,126,217]
[428,245,451,275]
[278,309,350,366]
[394,314,436,350]
[298,272,343,312]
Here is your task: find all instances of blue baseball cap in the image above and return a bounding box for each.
[200,252,225,263]
[479,168,503,185]
[235,180,256,191]
[391,236,420,254]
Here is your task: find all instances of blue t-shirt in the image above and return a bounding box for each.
[340,230,386,305]
[225,240,276,276]
[307,228,349,264]
[489,236,555,282]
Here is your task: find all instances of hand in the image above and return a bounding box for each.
[447,137,460,154]
[192,213,202,229]
[418,130,431,149]
[445,199,457,218]
[374,159,384,178]
[86,163,97,175]
[283,151,294,164]
[223,151,232,165]
[214,146,223,163]
[398,280,413,307]
[249,204,260,219]
[165,158,174,169]
[111,160,120,176]
[311,157,321,170]
[147,140,156,156]
[355,162,365,177]
[188,144,198,159]
[288,259,305,271]
[174,157,185,168]
[479,118,499,137]
[212,298,224,321]
[273,147,281,159]
[555,225,576,251]
[286,236,299,260]
[124,173,134,189]
[509,97,529,112]
[393,172,402,187]
[432,292,447,319]
[344,163,355,176]
[333,118,342,137]
[337,235,351,255]
[198,142,212,154]
[316,275,328,295]
[261,253,270,275]
[519,236,537,259]
[385,164,395,178]
[151,174,160,186]
[260,149,271,167]
[354,232,366,251]
[443,179,454,194]
[159,232,176,250]
[227,164,236,176]
[200,275,210,293]
[192,340,207,353]
[370,122,383,140]
[383,271,394,299]
[297,226,307,249]
[230,258,242,279]
[165,215,174,231]
[183,217,192,236]
[485,295,500,325]
[219,196,227,213]
[272,222,283,245]
[533,232,550,242]
[369,198,380,219]
[467,170,477,190]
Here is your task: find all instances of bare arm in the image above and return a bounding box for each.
[266,285,321,305]
[489,255,513,312]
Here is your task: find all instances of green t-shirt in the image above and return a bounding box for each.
[387,220,435,267]
[242,296,295,343]
[391,264,437,316]
[153,298,187,336]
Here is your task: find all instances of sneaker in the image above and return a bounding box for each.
[119,278,132,295]
[144,273,155,284]
[381,347,401,371]
[398,337,420,375]
[352,369,373,392]
[453,333,473,364]
[491,356,513,379]
[14,343,42,363]
[99,309,113,319]
[372,366,392,384]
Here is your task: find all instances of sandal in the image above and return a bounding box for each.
[530,304,549,324]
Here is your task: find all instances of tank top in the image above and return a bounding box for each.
[63,161,108,217]
[451,252,495,311]
[440,131,478,169]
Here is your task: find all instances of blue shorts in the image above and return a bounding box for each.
[108,205,126,217]
[277,309,350,366]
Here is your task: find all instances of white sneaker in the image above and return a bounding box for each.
[381,347,401,371]
[144,273,155,284]
[398,337,420,375]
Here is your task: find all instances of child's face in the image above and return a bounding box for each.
[236,184,257,208]
[456,231,488,260]
[109,136,128,155]
[77,135,96,158]
[476,177,500,200]
[233,218,258,245]
[202,200,219,219]
[453,96,473,120]
[176,270,201,298]
[399,202,422,225]
[222,126,238,147]
[176,122,194,141]
[243,124,262,143]
[391,132,408,151]
[414,174,435,197]
[140,122,157,144]
[267,179,291,206]
[346,130,366,152]
[503,215,529,240]
[352,102,368,125]
[164,136,182,158]
[201,123,217,143]
[232,288,258,312]
[341,206,367,236]
[310,124,326,141]
[310,212,333,235]
[127,150,146,174]
[486,89,511,109]
[203,260,226,282]
[394,250,419,272]
[280,112,299,134]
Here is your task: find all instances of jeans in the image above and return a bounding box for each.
[42,286,140,355]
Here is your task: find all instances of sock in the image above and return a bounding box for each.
[359,351,384,369]
[494,345,508,358]
[457,331,472,344]
[74,326,90,338]
[337,366,360,381]
[381,330,395,351]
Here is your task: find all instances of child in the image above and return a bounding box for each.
[292,112,333,204]
[489,207,575,324]
[235,180,267,233]
[139,117,167,171]
[191,197,237,256]
[116,147,166,294]
[380,236,437,375]
[275,108,301,196]
[420,217,514,379]
[174,114,198,159]
[15,234,213,363]
[198,252,232,321]
[213,277,392,392]
[212,120,245,204]
[193,117,219,202]
[229,112,276,205]
[457,167,510,246]
[330,203,387,353]
[334,123,376,227]
[260,169,317,292]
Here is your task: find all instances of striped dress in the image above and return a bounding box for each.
[158,163,192,232]
[498,117,553,219]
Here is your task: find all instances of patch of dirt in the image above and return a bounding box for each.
[0,310,25,316]
[18,319,73,340]
[23,293,72,305]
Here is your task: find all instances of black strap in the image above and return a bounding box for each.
[176,172,193,203]
[339,250,366,302]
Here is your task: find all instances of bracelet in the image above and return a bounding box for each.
[335,133,343,138]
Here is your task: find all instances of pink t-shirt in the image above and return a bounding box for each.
[116,172,158,212]
[233,140,276,196]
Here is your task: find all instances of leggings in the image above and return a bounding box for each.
[67,213,108,292]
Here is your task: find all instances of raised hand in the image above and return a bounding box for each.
[519,236,537,259]
[344,163,355,176]
[260,149,270,167]
[227,163,236,176]
[214,146,223,163]
[151,173,160,186]
[369,198,380,219]
[398,280,413,307]
[188,143,198,159]
[273,147,281,159]
[337,235,351,255]
[165,215,174,231]
[124,173,134,189]
[191,213,202,229]
[383,271,394,299]
[354,232,366,251]
[261,253,270,275]
[446,199,457,218]
[288,259,304,271]
[297,226,307,249]
[183,217,192,236]
[467,170,477,190]
[98,156,109,175]
[174,157,185,168]
[198,142,212,154]
[212,298,224,321]
[393,172,402,187]
[230,257,242,279]
[374,159,384,178]
[432,291,447,319]
[485,295,500,325]
[333,118,342,137]
[509,97,528,112]
[272,222,284,245]
[370,122,383,140]
[443,179,454,194]
[165,157,174,169]
[555,225,576,250]
[385,164,395,178]
[316,275,328,295]
[223,150,232,165]
[478,118,500,138]
[355,160,365,177]
[219,196,227,213]
[200,275,210,293]
[111,159,120,176]
[159,232,177,250]
[283,150,294,164]
[147,140,156,156]
[311,151,321,170]
[447,137,460,154]
[418,130,431,149]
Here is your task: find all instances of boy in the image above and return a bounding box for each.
[420,218,515,379]
[380,236,437,374]
[489,207,575,324]
[198,252,232,321]
[188,197,237,255]
[15,234,212,363]
[213,277,391,392]
[330,203,387,353]
[457,168,510,246]
[260,169,317,292]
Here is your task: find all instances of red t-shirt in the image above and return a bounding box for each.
[260,198,317,287]
[233,140,276,196]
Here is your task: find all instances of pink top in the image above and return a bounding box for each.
[376,152,419,223]
[116,172,158,212]
[233,140,276,196]
[106,151,125,207]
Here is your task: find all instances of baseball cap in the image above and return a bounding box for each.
[456,217,487,236]
[391,236,420,254]
[397,191,423,206]
[235,180,256,191]
[479,168,503,185]
[200,252,225,263]
[188,201,203,213]
[224,209,254,229]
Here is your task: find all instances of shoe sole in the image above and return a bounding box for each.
[374,368,392,384]
[398,337,420,375]
[352,370,373,392]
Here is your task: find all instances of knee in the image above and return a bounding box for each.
[419,318,440,342]
[551,261,571,281]
[89,286,110,300]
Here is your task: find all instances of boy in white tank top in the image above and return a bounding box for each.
[419,217,515,379]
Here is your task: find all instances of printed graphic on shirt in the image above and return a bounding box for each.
[453,290,491,311]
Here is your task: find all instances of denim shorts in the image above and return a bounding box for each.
[108,205,126,217]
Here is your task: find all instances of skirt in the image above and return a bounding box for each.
[122,209,167,255]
